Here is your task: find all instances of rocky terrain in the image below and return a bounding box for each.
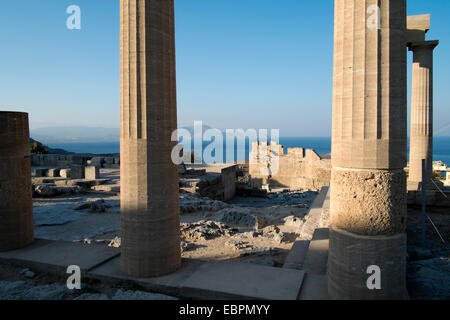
[31,176,318,264]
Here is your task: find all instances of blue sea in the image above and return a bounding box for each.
[49,137,450,166]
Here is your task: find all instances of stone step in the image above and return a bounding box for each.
[0,239,120,273]
[302,228,329,275]
[298,274,329,300]
[180,261,305,300]
[91,185,120,193]
[299,186,329,239]
[283,240,310,270]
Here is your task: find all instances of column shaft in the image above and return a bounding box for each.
[329,0,407,299]
[0,112,34,251]
[408,41,438,187]
[120,0,181,277]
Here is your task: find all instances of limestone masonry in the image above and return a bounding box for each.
[249,141,331,190]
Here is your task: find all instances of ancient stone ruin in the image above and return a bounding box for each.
[0,0,448,301]
[249,141,331,190]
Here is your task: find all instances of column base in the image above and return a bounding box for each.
[328,227,407,300]
[120,211,181,278]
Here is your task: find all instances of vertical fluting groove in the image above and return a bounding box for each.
[135,0,141,140]
[170,0,177,142]
[125,0,130,140]
[120,0,123,141]
[332,0,343,158]
[379,0,387,141]
[139,0,146,140]
[352,0,362,140]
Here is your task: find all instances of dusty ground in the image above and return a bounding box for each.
[33,186,317,265]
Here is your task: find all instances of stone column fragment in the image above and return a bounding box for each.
[330,0,407,299]
[0,112,34,251]
[408,40,438,188]
[120,0,181,277]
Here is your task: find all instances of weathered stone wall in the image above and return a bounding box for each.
[31,155,120,169]
[31,154,87,167]
[249,142,331,190]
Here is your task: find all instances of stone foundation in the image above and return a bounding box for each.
[330,167,407,236]
[328,227,407,300]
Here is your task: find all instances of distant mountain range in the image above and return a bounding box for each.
[31,127,120,143]
[30,124,216,144]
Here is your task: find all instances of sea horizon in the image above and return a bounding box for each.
[47,136,450,166]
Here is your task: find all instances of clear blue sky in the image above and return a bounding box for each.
[0,0,449,136]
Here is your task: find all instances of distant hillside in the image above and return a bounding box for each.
[30,138,71,155]
[31,127,120,143]
[30,124,216,144]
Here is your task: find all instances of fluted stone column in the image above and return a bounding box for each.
[330,0,407,299]
[0,112,34,251]
[408,41,439,188]
[120,0,181,277]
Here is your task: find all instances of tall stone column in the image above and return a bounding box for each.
[0,112,34,251]
[120,0,181,277]
[330,0,407,299]
[408,41,438,188]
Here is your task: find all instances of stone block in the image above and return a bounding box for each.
[70,165,85,179]
[180,261,305,300]
[283,240,310,270]
[85,166,100,180]
[0,239,120,272]
[303,228,329,275]
[32,168,47,177]
[91,185,120,193]
[46,168,60,178]
[407,14,430,33]
[60,169,71,179]
[298,274,329,300]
